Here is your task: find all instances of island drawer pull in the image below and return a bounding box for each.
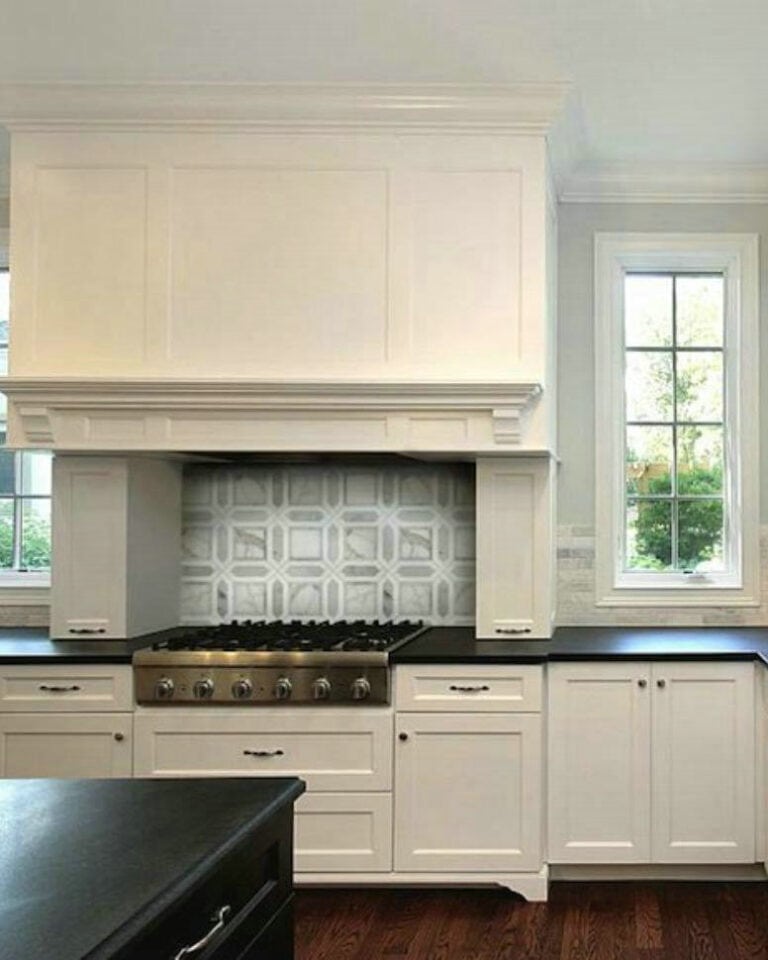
[449,684,490,693]
[494,627,532,635]
[243,749,285,758]
[67,628,107,635]
[172,904,231,959]
[39,684,81,693]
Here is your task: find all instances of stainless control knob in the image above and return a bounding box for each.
[193,678,215,700]
[274,677,293,701]
[312,677,332,701]
[350,677,371,701]
[231,678,253,700]
[155,677,175,700]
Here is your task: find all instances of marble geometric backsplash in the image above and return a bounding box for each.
[180,462,476,625]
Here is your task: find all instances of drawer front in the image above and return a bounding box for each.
[134,708,393,791]
[0,664,133,712]
[295,793,392,873]
[394,664,542,712]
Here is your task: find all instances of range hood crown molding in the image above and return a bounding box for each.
[0,82,572,136]
[3,377,546,454]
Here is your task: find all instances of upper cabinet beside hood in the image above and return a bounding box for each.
[9,130,554,384]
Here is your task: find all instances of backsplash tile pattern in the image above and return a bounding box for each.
[180,463,476,625]
[558,524,768,626]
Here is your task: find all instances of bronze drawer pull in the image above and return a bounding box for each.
[39,684,81,693]
[172,905,231,959]
[449,685,490,693]
[68,628,107,635]
[494,627,532,635]
[243,749,284,757]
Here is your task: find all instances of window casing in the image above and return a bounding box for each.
[594,234,759,606]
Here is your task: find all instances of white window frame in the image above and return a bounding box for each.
[0,228,51,603]
[594,232,759,607]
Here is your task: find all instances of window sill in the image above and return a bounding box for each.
[0,575,51,605]
[596,586,760,608]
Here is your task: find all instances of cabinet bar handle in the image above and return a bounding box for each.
[449,685,490,693]
[243,749,284,757]
[68,628,107,635]
[494,627,532,635]
[173,905,231,959]
[39,684,81,693]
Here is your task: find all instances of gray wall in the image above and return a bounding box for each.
[557,202,768,525]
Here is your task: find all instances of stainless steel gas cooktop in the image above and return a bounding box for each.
[133,619,426,705]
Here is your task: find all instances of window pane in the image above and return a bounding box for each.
[625,352,674,422]
[677,426,723,495]
[677,499,724,572]
[21,498,51,569]
[0,449,15,495]
[20,451,52,495]
[676,351,723,422]
[626,498,673,571]
[0,498,13,569]
[626,425,672,496]
[625,275,673,347]
[676,276,724,347]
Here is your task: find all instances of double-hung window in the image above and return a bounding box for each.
[594,234,759,606]
[0,231,52,594]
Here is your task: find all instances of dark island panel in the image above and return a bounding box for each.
[0,777,305,960]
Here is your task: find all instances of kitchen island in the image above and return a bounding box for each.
[0,776,305,960]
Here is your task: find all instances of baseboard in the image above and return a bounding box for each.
[550,863,767,882]
[295,866,549,901]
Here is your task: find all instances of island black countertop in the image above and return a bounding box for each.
[0,777,305,960]
[391,625,768,667]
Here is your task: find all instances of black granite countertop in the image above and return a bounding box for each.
[0,777,305,960]
[0,627,181,664]
[392,625,768,667]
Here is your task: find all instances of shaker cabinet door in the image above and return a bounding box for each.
[475,458,554,639]
[651,661,755,864]
[547,662,652,863]
[394,712,542,873]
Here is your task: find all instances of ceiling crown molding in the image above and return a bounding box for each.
[561,161,768,204]
[0,82,572,135]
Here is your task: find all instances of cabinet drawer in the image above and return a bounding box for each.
[295,793,392,873]
[395,664,542,712]
[134,708,393,791]
[0,664,133,712]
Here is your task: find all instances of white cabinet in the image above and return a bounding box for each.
[50,456,181,638]
[548,661,756,865]
[0,663,133,712]
[134,707,394,874]
[475,457,555,639]
[0,713,132,778]
[395,664,542,713]
[394,712,542,872]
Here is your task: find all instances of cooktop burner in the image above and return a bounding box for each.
[149,619,425,654]
[133,619,427,705]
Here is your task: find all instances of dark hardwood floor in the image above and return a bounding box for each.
[295,882,768,960]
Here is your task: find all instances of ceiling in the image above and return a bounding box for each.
[2,0,767,197]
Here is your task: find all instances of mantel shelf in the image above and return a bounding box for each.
[3,377,546,454]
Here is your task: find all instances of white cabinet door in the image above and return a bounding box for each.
[394,712,542,872]
[0,714,132,778]
[547,662,652,863]
[475,458,555,639]
[50,458,128,638]
[651,661,755,864]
